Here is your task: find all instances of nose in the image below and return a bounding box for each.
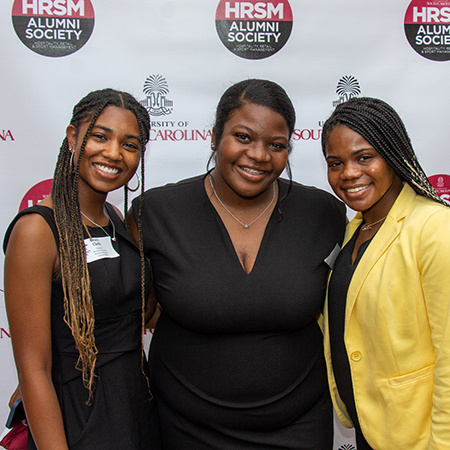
[102,140,122,160]
[246,141,271,162]
[341,162,361,180]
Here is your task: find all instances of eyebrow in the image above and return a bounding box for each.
[93,124,140,141]
[235,124,288,141]
[326,147,375,160]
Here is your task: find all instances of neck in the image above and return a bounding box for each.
[362,177,403,225]
[78,189,108,224]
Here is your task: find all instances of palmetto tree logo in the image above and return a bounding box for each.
[333,76,361,106]
[140,74,174,116]
[338,444,356,450]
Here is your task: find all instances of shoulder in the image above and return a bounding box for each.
[280,178,346,216]
[146,175,204,198]
[405,194,450,228]
[4,207,57,258]
[105,202,124,221]
[134,175,205,211]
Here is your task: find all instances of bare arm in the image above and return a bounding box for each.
[4,213,69,449]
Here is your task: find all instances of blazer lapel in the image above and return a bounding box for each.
[344,184,416,324]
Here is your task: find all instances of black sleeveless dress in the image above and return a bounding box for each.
[3,204,158,450]
[133,175,346,449]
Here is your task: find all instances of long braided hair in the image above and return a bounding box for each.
[321,97,448,207]
[51,88,150,402]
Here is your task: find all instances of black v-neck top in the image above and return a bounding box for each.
[133,174,346,448]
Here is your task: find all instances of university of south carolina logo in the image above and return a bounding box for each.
[11,0,95,57]
[0,327,11,339]
[429,174,450,203]
[215,0,293,59]
[1,129,15,141]
[333,76,361,107]
[140,75,174,117]
[404,0,450,61]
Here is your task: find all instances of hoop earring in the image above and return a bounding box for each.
[127,171,140,192]
[69,149,74,169]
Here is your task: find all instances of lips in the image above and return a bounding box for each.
[238,165,266,176]
[345,184,370,193]
[93,163,120,175]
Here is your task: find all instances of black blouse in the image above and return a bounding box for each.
[328,225,374,450]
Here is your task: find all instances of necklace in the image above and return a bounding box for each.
[208,174,276,229]
[361,216,387,232]
[80,207,117,242]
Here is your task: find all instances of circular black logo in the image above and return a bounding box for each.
[12,0,95,57]
[215,0,293,60]
[405,0,450,61]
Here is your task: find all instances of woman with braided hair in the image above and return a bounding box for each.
[3,88,158,449]
[321,96,450,449]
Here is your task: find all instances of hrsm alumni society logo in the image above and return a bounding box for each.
[215,0,293,59]
[12,0,95,57]
[404,0,450,61]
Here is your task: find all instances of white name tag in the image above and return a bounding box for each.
[324,243,341,269]
[84,236,120,263]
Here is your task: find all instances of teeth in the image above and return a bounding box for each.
[95,164,119,175]
[347,185,368,193]
[241,167,264,175]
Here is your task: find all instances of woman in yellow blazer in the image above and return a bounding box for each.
[321,97,450,449]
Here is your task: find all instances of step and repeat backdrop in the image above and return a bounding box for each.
[1,1,450,448]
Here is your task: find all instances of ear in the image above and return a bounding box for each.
[66,124,77,150]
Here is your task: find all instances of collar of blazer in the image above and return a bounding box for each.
[343,182,416,318]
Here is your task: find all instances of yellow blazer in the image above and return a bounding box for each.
[324,183,450,449]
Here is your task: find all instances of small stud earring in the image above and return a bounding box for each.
[211,144,216,150]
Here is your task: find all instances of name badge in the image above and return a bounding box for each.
[84,236,120,263]
[324,243,341,269]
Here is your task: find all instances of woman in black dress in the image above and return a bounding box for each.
[130,79,346,448]
[4,89,157,449]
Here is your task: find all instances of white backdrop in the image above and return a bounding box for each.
[1,1,450,448]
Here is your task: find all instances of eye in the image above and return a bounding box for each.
[235,133,250,143]
[358,154,373,163]
[91,133,107,141]
[123,142,139,152]
[270,142,287,152]
[327,161,342,169]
